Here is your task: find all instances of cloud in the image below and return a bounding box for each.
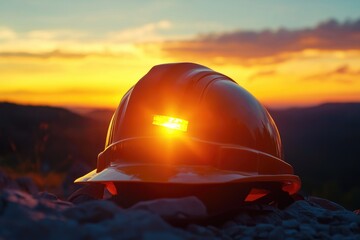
[1,19,359,64]
[0,50,88,59]
[0,27,17,40]
[0,88,118,96]
[160,19,360,65]
[107,20,172,43]
[26,29,88,41]
[0,21,172,59]
[248,70,276,81]
[304,64,360,83]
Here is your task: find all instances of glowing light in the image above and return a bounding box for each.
[152,115,188,132]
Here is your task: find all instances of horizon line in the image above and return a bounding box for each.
[2,100,360,115]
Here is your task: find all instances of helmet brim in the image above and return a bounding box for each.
[75,164,301,195]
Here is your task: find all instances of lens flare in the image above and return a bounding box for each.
[152,115,188,132]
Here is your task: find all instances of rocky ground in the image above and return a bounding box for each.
[0,172,359,240]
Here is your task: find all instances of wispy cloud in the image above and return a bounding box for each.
[248,70,276,81]
[0,27,17,40]
[0,20,172,59]
[0,50,88,59]
[107,20,172,43]
[2,19,359,64]
[0,88,118,96]
[26,29,88,41]
[304,65,360,84]
[160,19,360,65]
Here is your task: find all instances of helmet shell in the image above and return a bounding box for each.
[76,63,300,196]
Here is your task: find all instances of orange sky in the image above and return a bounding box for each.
[2,47,359,110]
[1,8,360,110]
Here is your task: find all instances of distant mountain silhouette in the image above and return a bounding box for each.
[0,102,359,209]
[270,103,360,209]
[0,102,108,174]
[84,109,114,123]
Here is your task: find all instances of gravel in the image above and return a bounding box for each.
[0,171,359,239]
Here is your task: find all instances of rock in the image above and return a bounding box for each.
[282,219,299,229]
[142,232,186,240]
[1,180,360,240]
[317,213,335,224]
[337,211,360,225]
[332,234,344,240]
[0,170,19,191]
[283,200,321,222]
[222,220,237,229]
[236,237,252,240]
[299,224,316,236]
[16,176,38,195]
[207,225,226,238]
[349,222,359,232]
[37,191,59,201]
[1,189,38,208]
[284,228,298,236]
[36,191,73,212]
[315,223,330,233]
[63,200,120,224]
[316,231,330,239]
[256,223,274,232]
[130,196,207,219]
[268,227,284,240]
[223,225,246,238]
[307,196,346,211]
[234,212,257,226]
[187,224,216,237]
[256,230,269,238]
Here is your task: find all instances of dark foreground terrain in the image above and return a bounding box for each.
[1,102,360,239]
[0,102,360,209]
[0,172,359,240]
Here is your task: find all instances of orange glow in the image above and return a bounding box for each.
[1,44,360,109]
[105,182,118,195]
[0,54,158,109]
[244,188,270,202]
[152,115,188,132]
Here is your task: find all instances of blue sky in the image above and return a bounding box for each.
[1,0,359,37]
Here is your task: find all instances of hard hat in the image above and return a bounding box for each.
[75,62,301,207]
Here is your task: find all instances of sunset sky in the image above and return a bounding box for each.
[1,0,360,110]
